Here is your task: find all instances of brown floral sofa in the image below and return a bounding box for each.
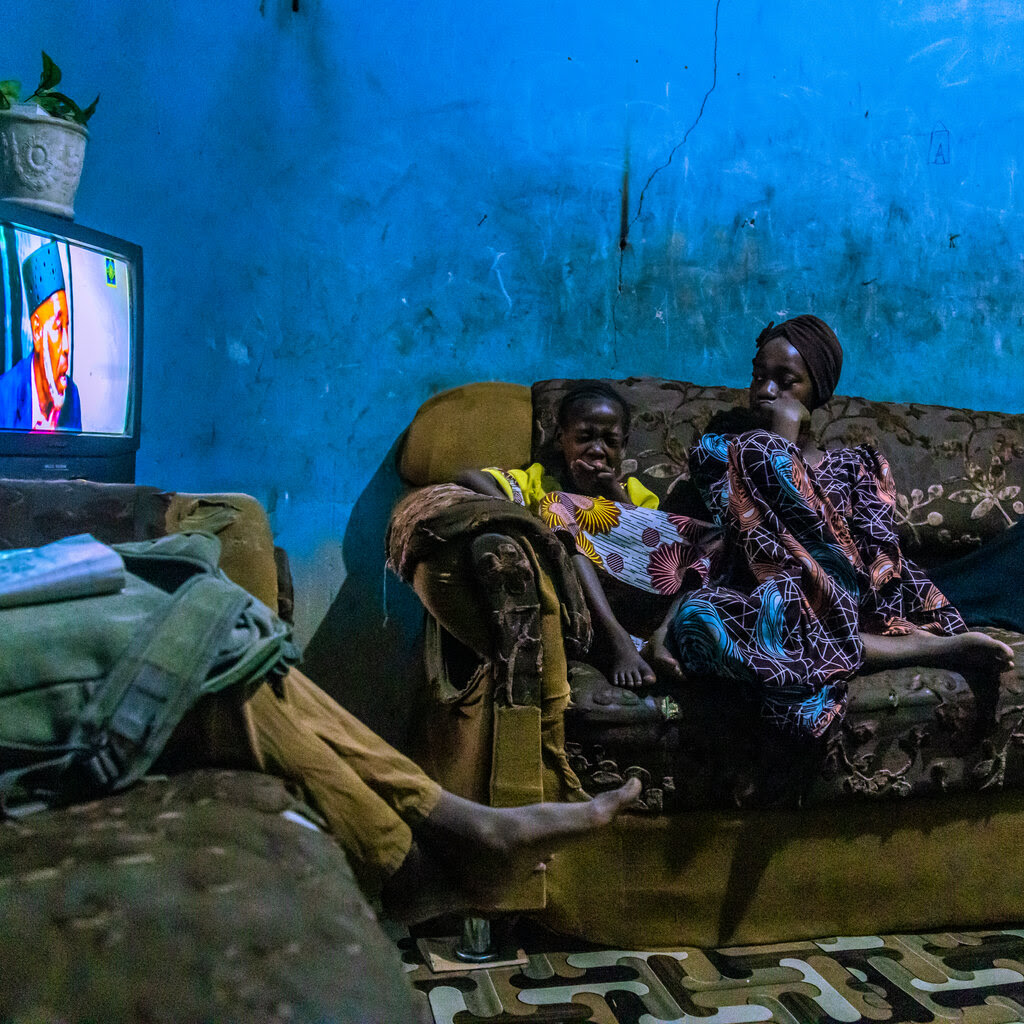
[389,377,1024,948]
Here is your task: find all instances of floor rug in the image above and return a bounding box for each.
[400,928,1024,1023]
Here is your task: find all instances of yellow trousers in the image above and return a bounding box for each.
[238,668,442,893]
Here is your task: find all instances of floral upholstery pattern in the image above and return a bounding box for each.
[532,378,1024,561]
[531,378,1024,809]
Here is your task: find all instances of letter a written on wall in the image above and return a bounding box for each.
[930,122,950,165]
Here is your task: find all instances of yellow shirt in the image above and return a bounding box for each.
[483,462,659,512]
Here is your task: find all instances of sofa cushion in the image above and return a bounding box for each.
[565,627,1024,810]
[533,378,1024,562]
[0,770,420,1023]
[814,394,1024,562]
[399,381,532,486]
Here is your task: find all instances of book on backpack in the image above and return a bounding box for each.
[0,533,126,609]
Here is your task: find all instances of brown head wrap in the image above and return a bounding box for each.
[755,314,843,409]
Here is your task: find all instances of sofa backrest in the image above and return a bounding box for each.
[0,479,284,613]
[533,377,1024,563]
[398,381,532,485]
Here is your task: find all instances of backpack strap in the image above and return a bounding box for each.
[0,533,297,814]
[67,572,254,795]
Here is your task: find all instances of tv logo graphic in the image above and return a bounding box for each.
[105,258,116,286]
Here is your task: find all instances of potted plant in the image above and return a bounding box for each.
[0,52,99,220]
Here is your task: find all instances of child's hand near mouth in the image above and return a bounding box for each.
[570,459,628,502]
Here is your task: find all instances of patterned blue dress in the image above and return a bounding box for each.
[667,429,966,739]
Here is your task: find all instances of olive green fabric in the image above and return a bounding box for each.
[0,533,297,809]
[540,787,1024,948]
[398,381,532,485]
[0,770,421,1024]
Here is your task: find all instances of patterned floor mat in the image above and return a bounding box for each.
[400,928,1024,1023]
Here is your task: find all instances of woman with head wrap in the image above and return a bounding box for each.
[650,314,1013,778]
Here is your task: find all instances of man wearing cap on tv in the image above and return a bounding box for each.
[0,241,82,431]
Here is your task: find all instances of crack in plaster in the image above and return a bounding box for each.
[611,0,722,359]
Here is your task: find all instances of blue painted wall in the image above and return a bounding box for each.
[4,1,1023,735]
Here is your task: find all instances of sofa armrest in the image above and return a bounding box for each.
[166,492,280,613]
[0,479,284,617]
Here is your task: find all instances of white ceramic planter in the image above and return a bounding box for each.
[0,103,88,220]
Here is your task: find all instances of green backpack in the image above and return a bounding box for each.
[0,532,298,814]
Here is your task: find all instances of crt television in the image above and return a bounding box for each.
[0,200,142,482]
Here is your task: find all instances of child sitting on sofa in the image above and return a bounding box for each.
[457,382,697,690]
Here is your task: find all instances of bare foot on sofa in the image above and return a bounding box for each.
[641,623,685,685]
[934,630,1014,673]
[862,628,1014,675]
[382,778,642,923]
[861,628,1014,739]
[606,633,657,690]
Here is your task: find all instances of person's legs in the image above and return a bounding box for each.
[385,778,642,923]
[245,676,424,892]
[244,668,642,923]
[267,667,443,823]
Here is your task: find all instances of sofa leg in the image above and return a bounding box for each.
[417,914,530,973]
[454,915,499,963]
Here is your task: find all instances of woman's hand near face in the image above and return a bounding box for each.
[754,395,811,446]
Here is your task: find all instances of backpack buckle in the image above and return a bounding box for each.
[81,739,124,790]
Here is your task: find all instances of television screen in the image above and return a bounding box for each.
[0,201,142,481]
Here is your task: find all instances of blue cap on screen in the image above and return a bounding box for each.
[22,242,66,314]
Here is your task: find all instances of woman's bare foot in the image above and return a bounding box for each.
[861,628,1014,740]
[641,624,685,685]
[944,631,1015,674]
[862,628,1014,674]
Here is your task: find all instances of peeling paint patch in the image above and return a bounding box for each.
[226,338,251,365]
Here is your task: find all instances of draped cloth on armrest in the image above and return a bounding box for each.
[930,519,1024,632]
[387,483,592,658]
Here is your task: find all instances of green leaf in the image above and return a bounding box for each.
[31,93,67,119]
[31,93,58,116]
[79,93,99,124]
[45,91,85,122]
[38,51,61,92]
[0,80,21,104]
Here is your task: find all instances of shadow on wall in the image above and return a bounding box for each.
[300,436,427,751]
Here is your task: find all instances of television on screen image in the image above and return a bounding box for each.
[0,200,143,482]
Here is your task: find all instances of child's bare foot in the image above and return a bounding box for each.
[607,634,656,690]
